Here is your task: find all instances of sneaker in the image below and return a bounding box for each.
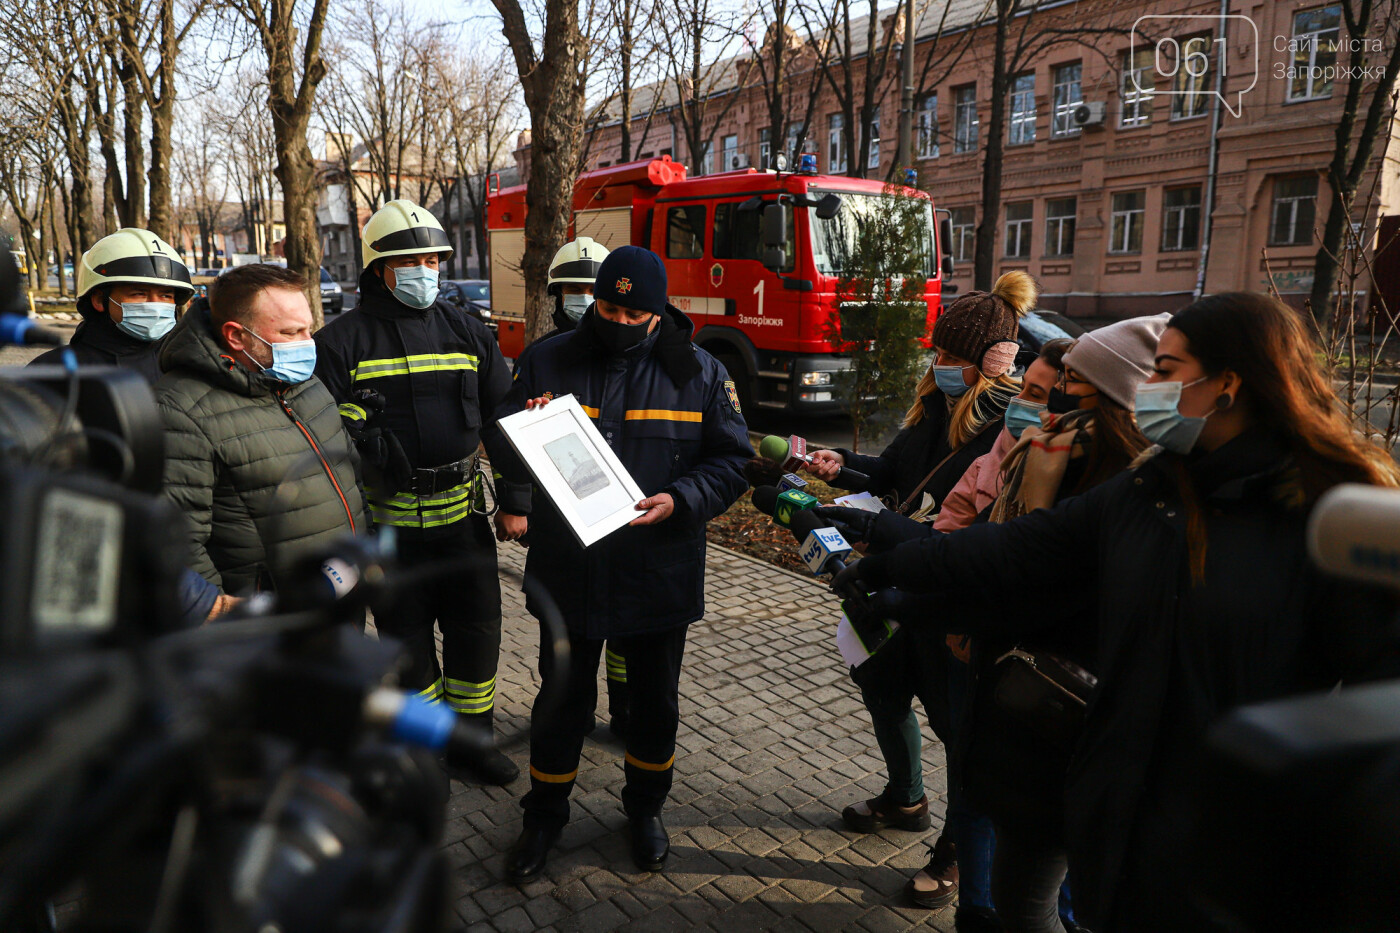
[841,791,931,833]
[907,854,960,909]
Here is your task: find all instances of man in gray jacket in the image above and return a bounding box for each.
[155,263,365,595]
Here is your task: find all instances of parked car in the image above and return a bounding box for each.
[320,266,343,314]
[1015,309,1086,370]
[440,279,492,328]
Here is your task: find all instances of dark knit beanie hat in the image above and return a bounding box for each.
[594,245,667,316]
[931,271,1038,377]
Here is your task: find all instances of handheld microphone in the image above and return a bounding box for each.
[758,434,870,490]
[0,313,65,346]
[1308,483,1400,588]
[750,485,820,528]
[785,508,896,653]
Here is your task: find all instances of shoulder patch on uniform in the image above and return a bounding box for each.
[724,380,742,414]
[541,391,554,401]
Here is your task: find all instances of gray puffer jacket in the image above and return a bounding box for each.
[154,307,366,593]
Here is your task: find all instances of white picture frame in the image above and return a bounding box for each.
[496,394,648,548]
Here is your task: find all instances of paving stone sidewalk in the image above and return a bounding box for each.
[449,541,956,933]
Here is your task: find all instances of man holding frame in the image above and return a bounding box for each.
[493,246,751,881]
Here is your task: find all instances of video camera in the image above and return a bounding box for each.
[0,248,554,932]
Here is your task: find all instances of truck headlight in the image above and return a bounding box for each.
[799,371,833,387]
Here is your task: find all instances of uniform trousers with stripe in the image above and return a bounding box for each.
[374,513,503,721]
[522,624,687,830]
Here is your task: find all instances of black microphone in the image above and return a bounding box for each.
[0,313,65,346]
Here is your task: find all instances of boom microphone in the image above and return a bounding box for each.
[758,434,870,490]
[1308,483,1400,588]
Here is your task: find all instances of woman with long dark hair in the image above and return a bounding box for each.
[834,293,1400,930]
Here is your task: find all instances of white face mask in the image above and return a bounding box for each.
[1134,377,1213,454]
[561,293,591,323]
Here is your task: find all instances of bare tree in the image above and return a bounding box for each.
[744,1,825,171]
[656,0,752,174]
[490,0,588,342]
[226,0,332,327]
[1308,1,1400,327]
[174,97,231,268]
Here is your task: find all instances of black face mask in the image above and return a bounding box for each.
[1047,387,1094,414]
[592,312,655,355]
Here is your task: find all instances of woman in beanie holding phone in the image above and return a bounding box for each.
[833,293,1400,931]
[808,271,1037,920]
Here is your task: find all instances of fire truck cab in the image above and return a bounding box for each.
[487,156,952,414]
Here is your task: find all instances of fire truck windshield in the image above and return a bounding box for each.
[809,192,936,278]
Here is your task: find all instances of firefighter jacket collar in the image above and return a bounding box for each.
[574,303,702,388]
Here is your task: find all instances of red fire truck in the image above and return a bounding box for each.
[486,156,953,414]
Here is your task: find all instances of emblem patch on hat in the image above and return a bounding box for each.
[616,277,633,294]
[724,380,742,414]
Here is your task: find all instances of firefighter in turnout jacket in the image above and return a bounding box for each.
[315,199,525,785]
[500,236,631,740]
[493,245,751,881]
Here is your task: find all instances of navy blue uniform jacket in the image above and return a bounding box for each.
[495,305,751,639]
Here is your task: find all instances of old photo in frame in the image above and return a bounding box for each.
[496,394,648,547]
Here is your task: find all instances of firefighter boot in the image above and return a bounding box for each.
[451,711,520,786]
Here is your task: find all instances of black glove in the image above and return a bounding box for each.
[830,560,867,597]
[360,426,413,493]
[814,505,877,544]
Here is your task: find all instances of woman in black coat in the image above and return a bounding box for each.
[837,293,1400,931]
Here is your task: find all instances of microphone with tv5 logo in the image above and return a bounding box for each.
[757,434,870,490]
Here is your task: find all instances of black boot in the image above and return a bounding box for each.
[451,712,519,786]
[506,825,560,884]
[629,813,669,871]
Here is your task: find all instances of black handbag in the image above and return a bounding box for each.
[989,647,1099,750]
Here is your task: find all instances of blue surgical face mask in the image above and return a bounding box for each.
[561,294,591,323]
[114,300,177,342]
[1133,377,1211,454]
[1004,397,1048,439]
[390,264,439,309]
[932,363,974,398]
[243,327,317,384]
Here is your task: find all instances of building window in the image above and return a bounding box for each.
[1045,197,1076,256]
[1005,202,1033,259]
[1051,63,1083,137]
[1170,34,1213,120]
[951,207,975,262]
[1109,191,1145,253]
[1288,6,1342,101]
[666,205,705,258]
[1269,175,1318,246]
[699,142,713,176]
[916,94,939,159]
[1008,73,1036,145]
[867,115,880,169]
[828,113,848,173]
[953,85,978,153]
[1121,48,1154,127]
[786,122,805,161]
[1161,186,1202,252]
[759,128,772,168]
[721,134,738,171]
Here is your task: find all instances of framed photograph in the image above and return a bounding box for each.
[497,394,648,547]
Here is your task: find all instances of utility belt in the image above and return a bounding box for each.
[370,454,497,530]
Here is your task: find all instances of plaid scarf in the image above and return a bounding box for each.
[989,409,1095,523]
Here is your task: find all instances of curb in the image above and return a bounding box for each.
[707,539,826,590]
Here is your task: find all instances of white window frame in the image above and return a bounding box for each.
[916,94,939,159]
[699,142,713,176]
[759,128,772,169]
[1169,34,1213,121]
[1009,74,1036,145]
[1121,48,1154,128]
[1051,63,1083,137]
[1288,5,1343,101]
[951,207,975,263]
[953,85,978,153]
[867,115,881,169]
[1004,201,1033,259]
[1044,197,1076,256]
[1109,191,1145,254]
[828,113,848,174]
[1270,176,1318,246]
[721,134,738,171]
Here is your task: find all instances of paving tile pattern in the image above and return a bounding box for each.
[448,542,955,932]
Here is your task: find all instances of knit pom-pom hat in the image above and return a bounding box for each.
[931,270,1038,377]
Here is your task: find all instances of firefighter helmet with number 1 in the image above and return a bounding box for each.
[360,199,454,268]
[77,227,194,304]
[547,237,610,296]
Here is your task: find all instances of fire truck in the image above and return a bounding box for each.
[486,156,954,414]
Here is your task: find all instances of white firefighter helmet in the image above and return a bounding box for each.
[547,237,610,293]
[77,227,194,304]
[360,199,454,268]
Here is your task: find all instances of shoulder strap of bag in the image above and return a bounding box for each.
[894,418,1001,516]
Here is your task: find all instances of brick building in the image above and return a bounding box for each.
[516,0,1399,319]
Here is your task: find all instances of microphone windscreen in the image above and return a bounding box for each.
[758,435,791,462]
[1308,483,1400,587]
[750,485,780,517]
[743,456,786,487]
